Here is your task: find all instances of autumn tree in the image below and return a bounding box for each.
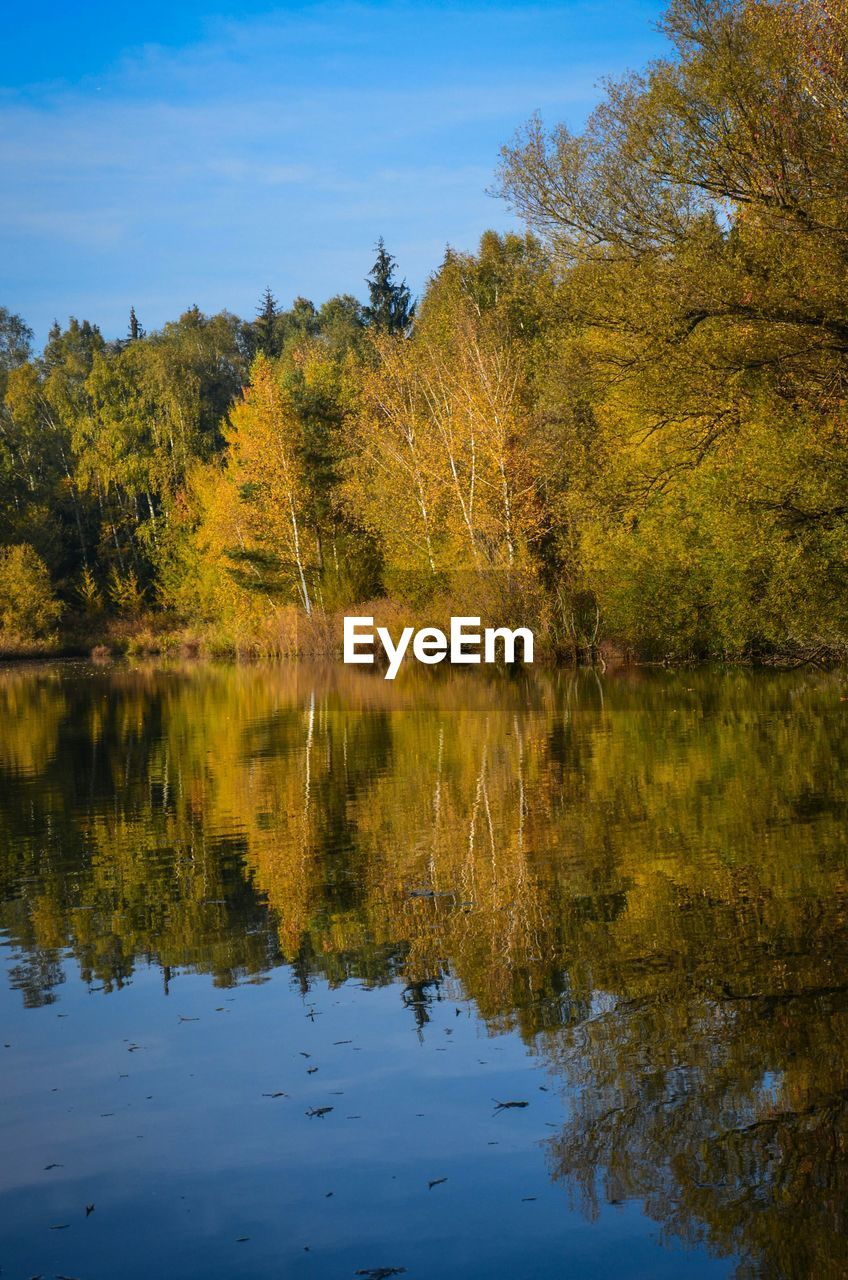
[496,0,848,657]
[347,238,553,613]
[195,355,317,615]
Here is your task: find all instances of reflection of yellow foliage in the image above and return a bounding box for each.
[0,669,66,775]
[2,664,848,1274]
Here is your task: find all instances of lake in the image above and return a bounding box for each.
[1,661,847,1279]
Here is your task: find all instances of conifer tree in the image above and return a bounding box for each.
[363,239,414,334]
[254,287,280,357]
[128,307,144,341]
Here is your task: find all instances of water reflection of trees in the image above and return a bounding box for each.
[1,661,848,1277]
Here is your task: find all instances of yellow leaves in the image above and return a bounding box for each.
[0,544,62,640]
[190,356,317,619]
[3,361,40,424]
[348,317,543,582]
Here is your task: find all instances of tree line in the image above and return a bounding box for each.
[1,0,846,662]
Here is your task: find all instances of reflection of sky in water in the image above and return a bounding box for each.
[0,962,731,1279]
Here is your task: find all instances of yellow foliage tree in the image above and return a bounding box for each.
[195,355,316,621]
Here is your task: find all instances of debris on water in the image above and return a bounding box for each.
[355,1270,407,1279]
[262,1091,288,1098]
[306,1106,333,1118]
[522,1197,537,1202]
[333,1040,352,1045]
[178,1015,199,1022]
[326,1191,334,1197]
[236,1236,250,1243]
[300,1052,311,1058]
[49,1223,70,1230]
[307,1067,318,1074]
[493,1099,529,1113]
[428,1178,447,1190]
[44,1163,63,1170]
[539,1085,549,1092]
[85,1204,95,1217]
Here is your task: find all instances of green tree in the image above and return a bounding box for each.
[363,238,415,334]
[496,0,848,658]
[127,307,144,342]
[253,287,280,358]
[0,307,33,377]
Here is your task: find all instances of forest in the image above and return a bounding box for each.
[1,0,846,664]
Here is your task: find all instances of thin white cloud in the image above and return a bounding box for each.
[1,1,666,340]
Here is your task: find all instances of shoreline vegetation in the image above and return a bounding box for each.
[2,0,848,670]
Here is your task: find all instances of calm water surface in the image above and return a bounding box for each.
[1,662,847,1279]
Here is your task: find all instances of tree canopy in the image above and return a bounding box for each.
[2,4,847,661]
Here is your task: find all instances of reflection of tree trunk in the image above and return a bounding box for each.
[514,714,525,852]
[429,725,444,886]
[304,690,315,816]
[299,690,316,881]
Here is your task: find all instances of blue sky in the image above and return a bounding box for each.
[2,1,667,346]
